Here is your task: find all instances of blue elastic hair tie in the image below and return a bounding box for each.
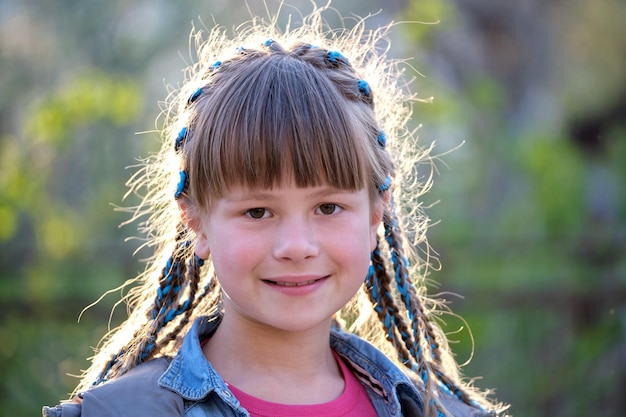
[263,38,274,47]
[326,50,345,65]
[379,176,392,192]
[174,170,188,199]
[174,127,187,152]
[211,60,221,69]
[377,130,387,148]
[358,80,371,97]
[187,88,202,105]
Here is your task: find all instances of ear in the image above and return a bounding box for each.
[369,191,389,251]
[178,199,211,259]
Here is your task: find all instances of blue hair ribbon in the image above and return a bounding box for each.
[326,50,346,65]
[174,127,188,152]
[174,170,188,199]
[187,88,202,105]
[377,130,387,148]
[358,80,371,98]
[379,176,392,192]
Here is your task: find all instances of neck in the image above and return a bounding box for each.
[202,307,343,404]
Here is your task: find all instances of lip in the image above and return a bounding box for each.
[262,275,329,295]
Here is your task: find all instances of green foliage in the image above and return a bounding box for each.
[402,0,456,44]
[26,71,141,147]
[0,312,110,416]
[403,0,626,414]
[518,135,585,236]
[1,47,145,417]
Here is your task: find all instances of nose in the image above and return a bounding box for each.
[272,216,320,261]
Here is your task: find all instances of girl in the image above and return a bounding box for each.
[43,8,507,417]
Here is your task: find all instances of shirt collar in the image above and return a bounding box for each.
[158,315,240,405]
[158,315,423,409]
[330,329,424,406]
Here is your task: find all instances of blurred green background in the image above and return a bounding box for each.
[1,0,624,416]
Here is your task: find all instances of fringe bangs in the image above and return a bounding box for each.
[187,49,375,208]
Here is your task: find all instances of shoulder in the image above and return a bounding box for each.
[330,330,497,417]
[80,357,184,416]
[80,357,184,417]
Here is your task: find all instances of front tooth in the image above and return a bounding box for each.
[276,280,315,287]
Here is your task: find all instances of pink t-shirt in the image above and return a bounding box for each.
[226,352,378,417]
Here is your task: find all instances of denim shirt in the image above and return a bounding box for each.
[43,316,493,417]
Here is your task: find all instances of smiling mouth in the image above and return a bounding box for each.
[265,278,322,287]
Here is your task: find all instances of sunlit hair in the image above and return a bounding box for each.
[75,6,506,416]
[186,44,390,207]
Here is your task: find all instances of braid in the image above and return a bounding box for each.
[382,213,418,360]
[365,242,413,366]
[381,197,485,414]
[90,78,213,385]
[119,77,213,369]
[383,205,433,361]
[93,227,200,384]
[153,253,204,353]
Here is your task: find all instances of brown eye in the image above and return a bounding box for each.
[318,204,338,215]
[246,208,267,219]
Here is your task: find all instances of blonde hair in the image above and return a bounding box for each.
[75,6,506,416]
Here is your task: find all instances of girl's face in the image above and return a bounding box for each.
[194,180,383,334]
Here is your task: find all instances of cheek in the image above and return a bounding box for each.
[209,245,248,300]
[208,230,266,278]
[210,241,245,271]
[341,243,372,296]
[332,219,375,274]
